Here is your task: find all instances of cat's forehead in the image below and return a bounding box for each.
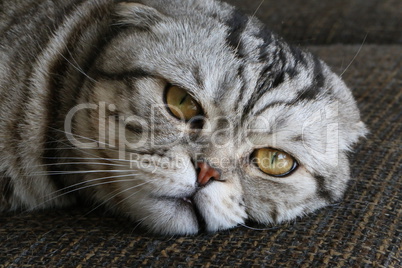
[106,0,342,128]
[103,1,339,129]
[104,2,269,81]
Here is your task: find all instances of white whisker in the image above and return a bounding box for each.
[42,156,135,163]
[235,0,265,51]
[29,175,143,211]
[45,173,140,198]
[37,162,126,168]
[251,0,265,18]
[57,178,143,198]
[131,214,152,233]
[44,132,127,164]
[57,47,98,83]
[238,223,277,231]
[83,181,151,216]
[340,33,367,77]
[35,169,136,176]
[47,126,111,147]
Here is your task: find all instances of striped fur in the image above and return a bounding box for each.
[0,0,366,234]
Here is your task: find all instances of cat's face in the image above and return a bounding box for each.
[69,1,366,235]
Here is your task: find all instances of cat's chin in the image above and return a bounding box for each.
[152,194,206,235]
[132,186,245,235]
[128,194,201,235]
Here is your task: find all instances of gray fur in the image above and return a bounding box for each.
[0,0,366,234]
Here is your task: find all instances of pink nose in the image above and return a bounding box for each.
[197,162,221,186]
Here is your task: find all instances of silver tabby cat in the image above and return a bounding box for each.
[0,0,366,235]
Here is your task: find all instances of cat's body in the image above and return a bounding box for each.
[0,0,366,235]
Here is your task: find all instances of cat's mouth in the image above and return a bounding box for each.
[180,196,207,232]
[182,197,193,204]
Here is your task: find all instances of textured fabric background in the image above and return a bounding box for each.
[1,0,401,267]
[229,0,402,45]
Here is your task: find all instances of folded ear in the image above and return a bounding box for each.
[115,2,164,28]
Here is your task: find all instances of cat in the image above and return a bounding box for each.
[0,0,367,235]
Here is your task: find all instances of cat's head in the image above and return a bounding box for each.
[69,0,367,235]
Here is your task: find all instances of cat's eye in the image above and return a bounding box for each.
[252,148,297,177]
[165,85,203,120]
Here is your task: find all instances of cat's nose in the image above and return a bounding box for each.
[197,161,221,187]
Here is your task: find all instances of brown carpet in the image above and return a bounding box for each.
[1,0,401,267]
[229,0,402,45]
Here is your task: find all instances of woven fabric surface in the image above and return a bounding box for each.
[228,0,402,45]
[1,0,401,267]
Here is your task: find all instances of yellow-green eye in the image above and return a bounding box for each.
[165,85,203,120]
[252,148,297,177]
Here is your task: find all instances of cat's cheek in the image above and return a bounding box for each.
[193,181,247,232]
[277,167,319,203]
[243,167,323,224]
[133,168,197,198]
[126,150,198,198]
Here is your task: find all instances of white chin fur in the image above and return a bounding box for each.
[131,198,200,235]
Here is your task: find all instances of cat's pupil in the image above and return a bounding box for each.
[271,152,277,165]
[165,84,203,121]
[179,95,188,105]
